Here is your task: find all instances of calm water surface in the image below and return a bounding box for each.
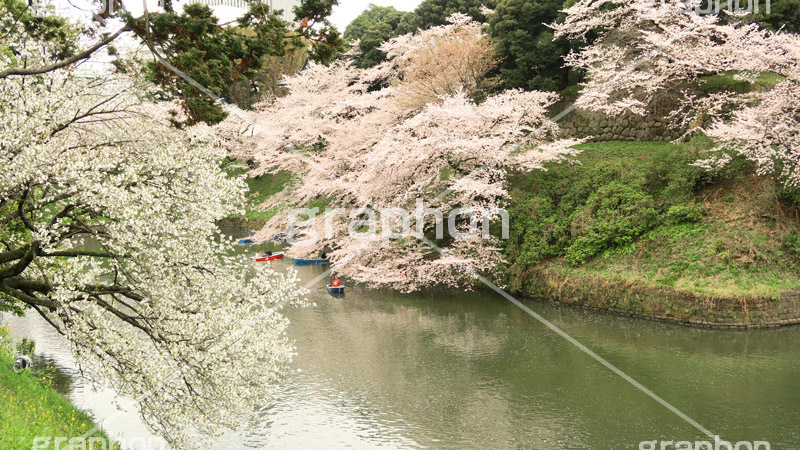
[3,246,800,449]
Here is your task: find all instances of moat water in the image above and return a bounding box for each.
[4,247,799,449]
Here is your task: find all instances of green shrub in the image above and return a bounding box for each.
[782,228,800,256]
[566,182,658,265]
[698,73,754,94]
[777,183,800,208]
[666,203,705,224]
[505,141,711,268]
[562,84,584,95]
[0,326,9,358]
[15,338,35,356]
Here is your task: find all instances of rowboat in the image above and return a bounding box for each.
[268,233,288,243]
[238,238,255,245]
[294,258,329,265]
[250,252,285,262]
[326,285,345,294]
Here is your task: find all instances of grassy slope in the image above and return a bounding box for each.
[506,141,800,299]
[698,71,786,94]
[0,331,115,449]
[557,176,800,297]
[221,159,293,226]
[221,160,337,228]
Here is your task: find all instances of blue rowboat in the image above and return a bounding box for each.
[326,285,345,294]
[269,233,288,243]
[238,234,255,245]
[294,258,329,265]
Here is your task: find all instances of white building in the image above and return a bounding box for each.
[267,0,303,21]
[181,0,302,22]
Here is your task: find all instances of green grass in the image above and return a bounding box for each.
[506,139,712,266]
[221,158,339,225]
[560,71,785,97]
[0,330,116,449]
[550,220,800,297]
[698,71,786,94]
[505,140,800,299]
[222,159,293,224]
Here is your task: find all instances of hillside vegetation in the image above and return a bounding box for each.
[505,140,800,299]
[0,327,116,449]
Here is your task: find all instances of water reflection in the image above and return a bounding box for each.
[3,247,800,449]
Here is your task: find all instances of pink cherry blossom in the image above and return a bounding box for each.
[217,15,581,290]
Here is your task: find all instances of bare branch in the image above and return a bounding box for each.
[0,27,128,79]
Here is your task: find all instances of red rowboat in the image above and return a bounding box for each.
[250,252,285,262]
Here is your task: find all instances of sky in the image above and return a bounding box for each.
[330,0,424,30]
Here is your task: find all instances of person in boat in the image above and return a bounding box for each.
[331,277,341,287]
[262,249,273,257]
[320,244,332,260]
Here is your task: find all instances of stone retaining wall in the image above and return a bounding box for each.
[515,267,800,329]
[553,94,688,142]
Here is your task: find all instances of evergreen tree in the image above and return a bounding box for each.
[127,0,344,125]
[128,4,295,125]
[752,0,800,33]
[488,0,576,92]
[0,0,78,59]
[411,0,497,29]
[344,3,401,41]
[356,10,414,67]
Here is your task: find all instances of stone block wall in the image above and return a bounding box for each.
[517,267,800,329]
[552,94,688,142]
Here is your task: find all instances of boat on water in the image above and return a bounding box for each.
[294,258,329,265]
[326,285,345,294]
[238,238,255,245]
[268,233,288,243]
[250,252,285,262]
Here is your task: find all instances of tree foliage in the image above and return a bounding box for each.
[292,0,347,63]
[355,9,415,67]
[555,0,800,187]
[0,0,78,60]
[128,3,295,126]
[216,15,581,290]
[411,0,497,29]
[487,0,577,91]
[752,0,800,33]
[123,0,344,125]
[345,0,578,89]
[1,14,304,448]
[346,0,496,68]
[344,3,403,40]
[227,45,309,110]
[393,17,497,108]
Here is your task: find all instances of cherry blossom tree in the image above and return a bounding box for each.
[553,0,800,186]
[703,80,800,186]
[387,13,497,109]
[222,15,581,290]
[0,17,304,449]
